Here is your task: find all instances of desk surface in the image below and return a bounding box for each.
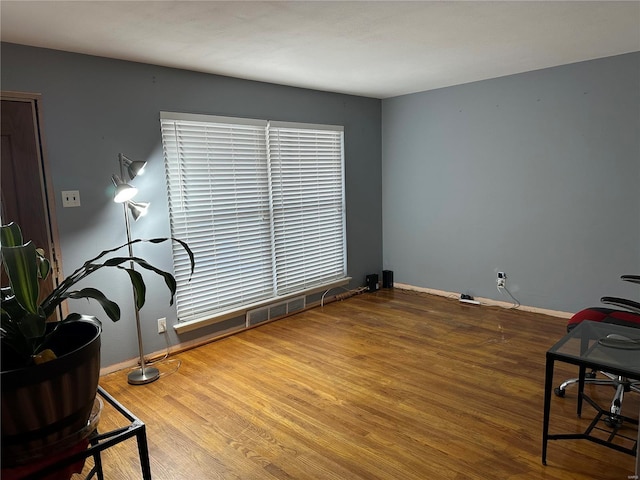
[548,320,640,377]
[542,319,640,467]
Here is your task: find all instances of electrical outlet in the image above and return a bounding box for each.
[61,190,81,207]
[157,317,167,334]
[497,272,506,288]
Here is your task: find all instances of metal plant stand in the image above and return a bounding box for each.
[13,386,152,480]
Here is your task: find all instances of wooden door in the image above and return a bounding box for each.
[1,92,62,305]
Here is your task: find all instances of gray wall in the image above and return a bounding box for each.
[3,41,638,369]
[382,52,640,312]
[1,43,383,368]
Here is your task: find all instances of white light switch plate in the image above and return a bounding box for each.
[61,190,81,207]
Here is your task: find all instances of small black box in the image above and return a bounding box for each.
[382,270,394,288]
[365,274,379,292]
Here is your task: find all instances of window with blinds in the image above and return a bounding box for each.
[160,112,346,324]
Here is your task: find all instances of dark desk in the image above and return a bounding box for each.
[542,320,640,465]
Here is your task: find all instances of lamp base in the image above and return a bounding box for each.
[127,366,160,385]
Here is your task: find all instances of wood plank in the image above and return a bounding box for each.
[89,289,638,479]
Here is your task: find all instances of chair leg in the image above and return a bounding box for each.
[554,372,615,398]
[555,372,638,428]
[604,381,625,427]
[600,376,637,428]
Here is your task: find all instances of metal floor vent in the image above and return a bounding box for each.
[246,296,306,327]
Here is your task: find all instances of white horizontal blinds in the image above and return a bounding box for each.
[268,122,346,295]
[161,113,274,322]
[161,113,347,322]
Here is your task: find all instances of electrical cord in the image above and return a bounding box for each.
[127,357,182,379]
[158,358,182,378]
[497,284,521,309]
[321,288,333,306]
[144,325,172,365]
[321,286,367,305]
[127,322,182,379]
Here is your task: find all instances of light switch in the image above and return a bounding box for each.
[61,190,81,207]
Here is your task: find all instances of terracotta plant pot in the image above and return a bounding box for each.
[1,317,102,467]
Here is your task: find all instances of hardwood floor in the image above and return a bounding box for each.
[86,289,637,479]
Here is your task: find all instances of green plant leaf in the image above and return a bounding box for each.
[123,268,146,309]
[35,248,51,279]
[1,289,27,321]
[147,237,195,279]
[0,309,33,362]
[65,288,121,322]
[2,223,195,366]
[18,310,46,339]
[80,255,179,305]
[85,237,195,279]
[128,257,177,305]
[62,312,98,323]
[0,222,24,247]
[1,241,40,314]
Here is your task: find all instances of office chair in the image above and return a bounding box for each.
[554,275,640,427]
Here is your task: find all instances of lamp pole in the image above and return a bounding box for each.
[116,154,159,385]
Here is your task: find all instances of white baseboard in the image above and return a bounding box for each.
[99,323,248,376]
[394,283,573,319]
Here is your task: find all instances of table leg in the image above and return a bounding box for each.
[577,365,586,418]
[90,433,104,480]
[542,354,555,465]
[136,424,153,480]
[636,403,639,478]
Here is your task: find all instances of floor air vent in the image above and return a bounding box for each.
[246,296,306,327]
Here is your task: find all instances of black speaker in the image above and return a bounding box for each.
[382,270,394,288]
[365,274,379,292]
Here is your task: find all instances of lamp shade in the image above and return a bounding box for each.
[128,201,150,221]
[120,154,148,180]
[112,174,138,203]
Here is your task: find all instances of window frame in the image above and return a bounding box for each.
[160,112,348,331]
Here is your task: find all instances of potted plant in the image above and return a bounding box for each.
[0,221,194,467]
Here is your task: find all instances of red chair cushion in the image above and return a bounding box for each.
[567,307,640,332]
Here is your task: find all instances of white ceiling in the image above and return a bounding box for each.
[1,1,639,99]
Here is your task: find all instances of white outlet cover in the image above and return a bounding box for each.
[61,190,81,207]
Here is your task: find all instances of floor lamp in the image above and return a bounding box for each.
[111,153,160,385]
